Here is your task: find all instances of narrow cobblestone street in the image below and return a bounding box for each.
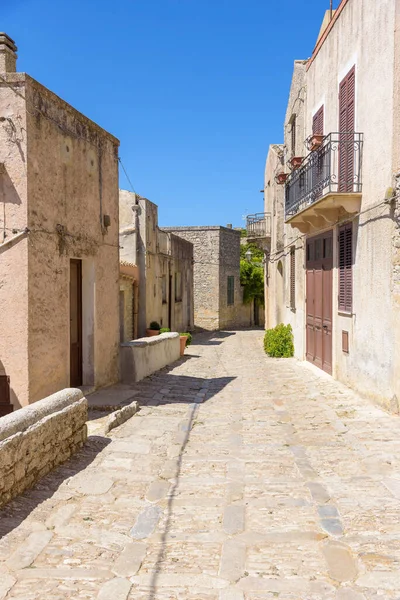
[1,330,400,599]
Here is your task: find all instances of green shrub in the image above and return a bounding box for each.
[149,321,161,330]
[179,332,192,346]
[159,327,171,334]
[264,324,294,358]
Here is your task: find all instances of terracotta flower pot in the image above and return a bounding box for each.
[146,329,160,337]
[275,172,288,185]
[308,134,324,151]
[179,335,188,356]
[290,156,303,169]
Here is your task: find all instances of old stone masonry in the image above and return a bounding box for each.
[1,331,400,599]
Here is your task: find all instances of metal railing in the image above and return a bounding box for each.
[285,132,363,218]
[246,213,271,239]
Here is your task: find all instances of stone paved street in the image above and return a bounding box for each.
[2,330,400,599]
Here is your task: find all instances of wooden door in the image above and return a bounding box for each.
[339,66,355,192]
[306,231,333,374]
[70,259,83,387]
[0,375,13,417]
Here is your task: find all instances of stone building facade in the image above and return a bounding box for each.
[119,191,194,337]
[257,0,400,411]
[163,226,256,331]
[0,34,120,410]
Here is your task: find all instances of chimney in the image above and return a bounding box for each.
[226,223,232,229]
[0,33,17,73]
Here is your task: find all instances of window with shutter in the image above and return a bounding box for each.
[291,115,296,155]
[339,66,355,192]
[290,246,295,310]
[338,223,353,313]
[312,105,324,135]
[227,276,235,305]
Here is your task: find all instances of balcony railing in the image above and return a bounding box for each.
[285,132,363,219]
[246,213,271,239]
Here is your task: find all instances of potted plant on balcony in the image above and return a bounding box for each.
[146,321,161,337]
[306,133,324,152]
[179,332,192,356]
[275,172,288,185]
[289,156,303,170]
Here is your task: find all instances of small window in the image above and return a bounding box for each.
[291,114,296,155]
[175,272,182,302]
[227,276,235,305]
[162,275,167,304]
[290,246,295,310]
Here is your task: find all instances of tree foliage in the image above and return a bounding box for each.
[240,259,264,305]
[240,242,264,263]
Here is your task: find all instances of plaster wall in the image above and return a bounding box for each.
[305,0,396,406]
[0,76,29,407]
[119,194,194,336]
[120,332,180,384]
[24,77,120,403]
[264,63,307,358]
[391,1,400,406]
[119,278,134,342]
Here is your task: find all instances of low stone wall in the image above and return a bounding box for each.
[0,388,87,508]
[120,332,180,384]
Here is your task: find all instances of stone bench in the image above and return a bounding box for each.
[120,332,180,384]
[0,388,87,508]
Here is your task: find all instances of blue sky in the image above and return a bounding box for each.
[3,0,331,227]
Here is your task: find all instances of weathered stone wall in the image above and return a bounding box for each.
[170,234,194,332]
[219,228,251,329]
[164,226,255,330]
[162,227,220,330]
[0,388,87,508]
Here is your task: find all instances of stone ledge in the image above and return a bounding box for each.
[121,332,179,349]
[0,388,83,442]
[0,389,87,508]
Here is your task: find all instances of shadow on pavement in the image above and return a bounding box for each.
[0,435,111,539]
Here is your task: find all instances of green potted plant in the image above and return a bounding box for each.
[146,321,161,337]
[179,332,192,356]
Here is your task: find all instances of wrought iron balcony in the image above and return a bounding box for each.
[246,213,271,240]
[285,132,363,223]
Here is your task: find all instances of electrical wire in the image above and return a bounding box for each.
[118,157,137,194]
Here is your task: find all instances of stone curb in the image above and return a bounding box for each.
[104,401,139,434]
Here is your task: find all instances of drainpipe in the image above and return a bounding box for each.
[132,280,139,339]
[330,0,333,20]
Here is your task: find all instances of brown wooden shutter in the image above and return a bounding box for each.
[313,106,324,135]
[338,223,353,313]
[290,246,295,309]
[339,66,355,192]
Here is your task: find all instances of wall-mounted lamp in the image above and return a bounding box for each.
[245,249,253,263]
